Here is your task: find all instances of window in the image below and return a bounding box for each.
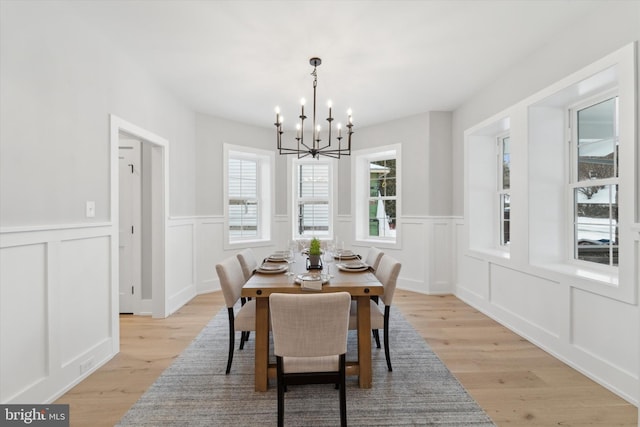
[498,134,510,246]
[465,116,510,255]
[354,144,401,246]
[224,144,273,246]
[368,158,397,239]
[292,159,334,239]
[570,95,618,266]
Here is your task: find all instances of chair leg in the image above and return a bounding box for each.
[226,308,235,374]
[339,354,347,427]
[277,357,285,427]
[239,331,246,350]
[372,329,381,348]
[383,306,392,372]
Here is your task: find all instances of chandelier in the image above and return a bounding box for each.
[274,57,353,159]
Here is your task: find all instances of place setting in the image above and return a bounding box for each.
[256,249,296,274]
[331,246,369,272]
[264,250,290,262]
[333,249,360,260]
[255,262,288,274]
[294,272,330,291]
[336,259,370,272]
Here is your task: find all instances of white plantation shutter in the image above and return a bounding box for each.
[295,162,330,237]
[228,157,258,239]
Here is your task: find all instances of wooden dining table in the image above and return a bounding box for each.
[241,251,384,392]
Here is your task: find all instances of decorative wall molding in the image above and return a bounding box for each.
[0,225,116,403]
[454,219,638,405]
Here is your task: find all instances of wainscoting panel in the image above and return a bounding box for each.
[195,217,225,294]
[571,287,638,375]
[490,264,562,339]
[0,243,48,402]
[59,236,112,366]
[167,219,197,315]
[348,215,456,295]
[430,220,453,294]
[457,254,490,301]
[0,225,117,404]
[398,220,427,293]
[454,219,639,405]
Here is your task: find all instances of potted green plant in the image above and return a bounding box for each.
[308,237,322,269]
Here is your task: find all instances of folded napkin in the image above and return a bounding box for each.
[301,279,323,291]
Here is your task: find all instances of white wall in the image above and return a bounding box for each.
[0,1,197,403]
[454,1,640,405]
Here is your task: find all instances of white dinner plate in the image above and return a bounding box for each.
[336,262,369,272]
[256,264,288,274]
[334,251,359,260]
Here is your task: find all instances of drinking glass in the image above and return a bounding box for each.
[285,249,295,276]
[323,244,334,278]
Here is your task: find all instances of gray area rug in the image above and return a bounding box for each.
[117,304,495,426]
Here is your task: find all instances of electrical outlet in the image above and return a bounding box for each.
[85,201,96,218]
[80,357,94,374]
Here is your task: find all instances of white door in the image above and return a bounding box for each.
[119,139,141,314]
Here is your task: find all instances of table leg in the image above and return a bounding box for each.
[254,297,269,392]
[356,295,373,388]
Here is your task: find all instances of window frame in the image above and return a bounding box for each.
[497,132,511,247]
[353,144,401,248]
[290,157,336,241]
[567,91,619,269]
[223,143,274,249]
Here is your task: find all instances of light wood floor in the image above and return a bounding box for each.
[56,290,637,426]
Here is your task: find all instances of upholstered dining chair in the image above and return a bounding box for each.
[364,246,384,272]
[237,248,259,282]
[215,255,256,374]
[349,254,401,372]
[270,292,351,427]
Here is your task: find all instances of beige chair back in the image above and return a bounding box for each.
[270,292,351,358]
[375,255,401,306]
[364,247,384,271]
[237,248,258,281]
[215,256,245,308]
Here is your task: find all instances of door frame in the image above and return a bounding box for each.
[110,115,169,328]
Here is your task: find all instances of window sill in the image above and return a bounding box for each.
[467,247,511,262]
[532,262,618,288]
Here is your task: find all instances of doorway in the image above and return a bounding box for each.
[110,115,168,327]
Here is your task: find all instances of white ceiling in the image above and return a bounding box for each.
[65,0,609,129]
